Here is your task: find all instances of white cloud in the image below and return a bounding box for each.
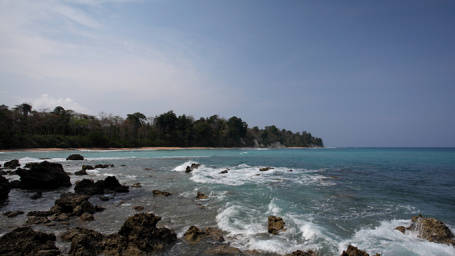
[19,94,92,114]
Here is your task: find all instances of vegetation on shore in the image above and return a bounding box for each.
[0,103,323,149]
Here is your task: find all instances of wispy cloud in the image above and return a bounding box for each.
[19,94,91,114]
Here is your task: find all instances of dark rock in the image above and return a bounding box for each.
[75,176,128,196]
[80,212,94,221]
[82,165,94,170]
[395,226,406,234]
[95,205,106,212]
[203,245,242,255]
[118,213,177,253]
[185,163,201,173]
[16,161,71,189]
[9,180,20,188]
[66,154,84,160]
[0,227,60,256]
[340,245,380,256]
[134,206,145,211]
[259,167,274,172]
[30,192,42,200]
[405,215,455,245]
[63,227,105,256]
[196,191,208,199]
[74,169,87,176]
[220,170,229,174]
[50,193,95,217]
[285,250,317,256]
[4,159,20,169]
[132,182,142,188]
[184,226,224,243]
[0,175,11,201]
[268,215,285,235]
[153,190,171,196]
[99,195,109,201]
[3,210,24,218]
[95,164,110,169]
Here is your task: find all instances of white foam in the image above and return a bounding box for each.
[172,161,199,172]
[340,219,455,255]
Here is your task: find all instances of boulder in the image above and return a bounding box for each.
[4,159,20,169]
[0,175,11,201]
[118,213,177,253]
[62,227,105,256]
[74,176,129,196]
[153,190,171,196]
[268,215,285,235]
[16,161,71,189]
[184,226,224,243]
[404,215,455,245]
[50,193,95,217]
[66,154,84,160]
[196,191,208,199]
[340,245,380,256]
[285,250,317,256]
[220,169,229,174]
[0,227,60,256]
[74,169,87,176]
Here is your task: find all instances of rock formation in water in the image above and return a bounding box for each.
[16,161,71,189]
[66,154,85,160]
[396,214,455,246]
[268,215,286,235]
[0,227,61,256]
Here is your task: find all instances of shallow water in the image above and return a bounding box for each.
[1,148,454,255]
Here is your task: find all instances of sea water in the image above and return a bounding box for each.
[1,148,454,255]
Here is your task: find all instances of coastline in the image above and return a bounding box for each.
[0,146,310,153]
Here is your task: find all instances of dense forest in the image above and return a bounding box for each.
[0,103,323,149]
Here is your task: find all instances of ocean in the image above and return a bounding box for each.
[1,147,454,255]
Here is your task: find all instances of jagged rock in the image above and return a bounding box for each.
[16,161,71,189]
[340,245,380,256]
[66,154,84,160]
[74,176,129,196]
[404,215,455,245]
[80,212,94,221]
[0,227,60,256]
[196,191,208,199]
[50,193,95,217]
[3,210,24,218]
[395,226,406,234]
[153,190,171,196]
[63,227,105,256]
[285,250,317,256]
[4,159,20,169]
[0,175,11,201]
[185,163,201,173]
[268,215,285,235]
[118,213,177,253]
[30,192,42,200]
[259,167,274,172]
[203,245,242,255]
[184,226,224,243]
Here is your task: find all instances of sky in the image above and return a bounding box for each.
[1,0,454,147]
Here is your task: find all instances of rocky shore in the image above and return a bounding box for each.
[1,157,454,255]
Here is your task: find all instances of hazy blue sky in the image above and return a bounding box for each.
[1,0,454,147]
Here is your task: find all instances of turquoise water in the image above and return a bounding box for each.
[1,148,454,255]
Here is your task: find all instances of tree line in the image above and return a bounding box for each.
[0,103,323,149]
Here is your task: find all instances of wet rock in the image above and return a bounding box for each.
[0,227,60,256]
[95,164,111,169]
[4,159,20,169]
[340,245,380,256]
[99,195,109,201]
[103,233,130,256]
[3,210,24,218]
[259,167,274,172]
[0,175,11,201]
[74,169,87,176]
[285,250,317,256]
[134,206,145,211]
[184,226,225,243]
[405,215,455,245]
[50,193,95,217]
[28,211,52,217]
[220,169,229,174]
[66,154,84,160]
[132,182,142,188]
[30,192,42,200]
[62,227,105,256]
[16,161,71,189]
[185,163,201,173]
[82,165,94,170]
[75,176,129,196]
[196,191,209,199]
[80,212,94,221]
[268,215,285,235]
[153,190,171,196]
[203,245,242,255]
[118,213,177,253]
[395,226,406,234]
[26,216,51,225]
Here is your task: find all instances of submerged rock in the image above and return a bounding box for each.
[3,210,24,218]
[66,154,84,160]
[203,245,242,255]
[50,192,95,218]
[16,161,71,189]
[0,227,60,256]
[259,167,274,172]
[118,213,177,253]
[268,215,286,235]
[185,163,201,173]
[0,175,11,201]
[153,190,171,196]
[403,215,455,246]
[74,176,129,196]
[285,250,317,256]
[184,226,225,243]
[196,191,208,199]
[30,192,43,200]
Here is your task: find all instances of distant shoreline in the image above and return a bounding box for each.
[0,147,311,153]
